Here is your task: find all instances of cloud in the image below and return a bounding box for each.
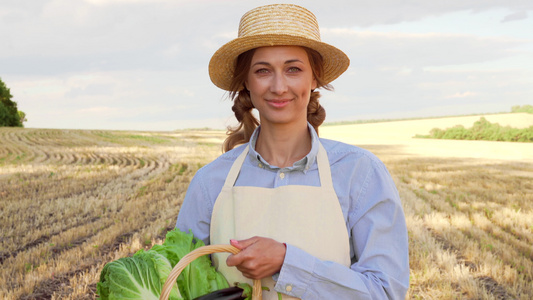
[0,0,226,75]
[328,64,533,121]
[83,0,184,5]
[501,11,528,22]
[323,29,527,69]
[306,0,533,27]
[75,106,118,114]
[65,83,114,98]
[446,91,478,98]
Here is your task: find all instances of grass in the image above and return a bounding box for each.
[0,126,532,299]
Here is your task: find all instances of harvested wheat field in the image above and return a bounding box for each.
[1,113,532,299]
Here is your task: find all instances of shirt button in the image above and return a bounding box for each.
[258,163,263,168]
[279,172,285,179]
[285,284,293,292]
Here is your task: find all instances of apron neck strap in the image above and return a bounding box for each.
[316,142,334,190]
[222,146,250,189]
[222,142,334,190]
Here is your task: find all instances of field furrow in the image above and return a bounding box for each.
[391,156,533,299]
[0,127,225,299]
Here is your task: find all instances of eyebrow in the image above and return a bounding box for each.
[251,59,304,67]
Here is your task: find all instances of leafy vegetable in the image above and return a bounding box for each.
[144,250,182,300]
[97,229,230,300]
[97,250,173,300]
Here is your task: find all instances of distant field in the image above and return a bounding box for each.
[321,112,533,162]
[1,113,532,299]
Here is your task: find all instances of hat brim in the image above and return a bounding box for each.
[209,34,350,91]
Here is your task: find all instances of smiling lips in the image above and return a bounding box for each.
[267,98,292,108]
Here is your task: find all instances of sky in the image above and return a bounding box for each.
[1,0,532,131]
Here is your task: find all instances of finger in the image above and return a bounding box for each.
[226,252,244,267]
[230,239,243,250]
[233,236,258,249]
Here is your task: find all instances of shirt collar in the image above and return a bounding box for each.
[247,123,318,173]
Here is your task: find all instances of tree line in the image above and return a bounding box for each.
[511,104,533,114]
[416,115,533,143]
[1,78,26,127]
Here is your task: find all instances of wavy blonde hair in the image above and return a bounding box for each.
[223,47,332,152]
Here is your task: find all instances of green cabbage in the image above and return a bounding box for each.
[97,229,229,300]
[143,250,182,300]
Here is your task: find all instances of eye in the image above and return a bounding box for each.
[254,68,270,74]
[287,66,302,73]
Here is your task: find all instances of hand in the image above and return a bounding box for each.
[226,236,286,280]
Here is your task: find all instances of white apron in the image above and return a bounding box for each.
[210,142,350,299]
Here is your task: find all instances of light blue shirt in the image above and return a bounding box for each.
[176,124,409,299]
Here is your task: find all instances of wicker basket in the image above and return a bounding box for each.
[159,244,262,300]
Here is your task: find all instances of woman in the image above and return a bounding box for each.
[177,4,409,299]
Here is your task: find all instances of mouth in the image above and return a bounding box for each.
[266,98,292,108]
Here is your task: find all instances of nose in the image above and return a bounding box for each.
[270,74,288,95]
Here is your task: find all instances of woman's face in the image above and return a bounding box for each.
[245,46,317,128]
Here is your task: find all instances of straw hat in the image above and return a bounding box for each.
[208,4,350,91]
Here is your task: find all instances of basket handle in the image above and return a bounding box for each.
[159,244,262,300]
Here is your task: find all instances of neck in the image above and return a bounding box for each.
[255,122,312,168]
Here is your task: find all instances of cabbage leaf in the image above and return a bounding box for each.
[97,252,165,300]
[97,229,229,300]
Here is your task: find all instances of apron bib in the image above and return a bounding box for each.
[210,142,350,299]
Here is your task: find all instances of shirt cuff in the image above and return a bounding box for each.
[273,244,316,298]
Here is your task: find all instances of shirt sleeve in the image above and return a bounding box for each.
[175,167,213,246]
[273,159,410,299]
